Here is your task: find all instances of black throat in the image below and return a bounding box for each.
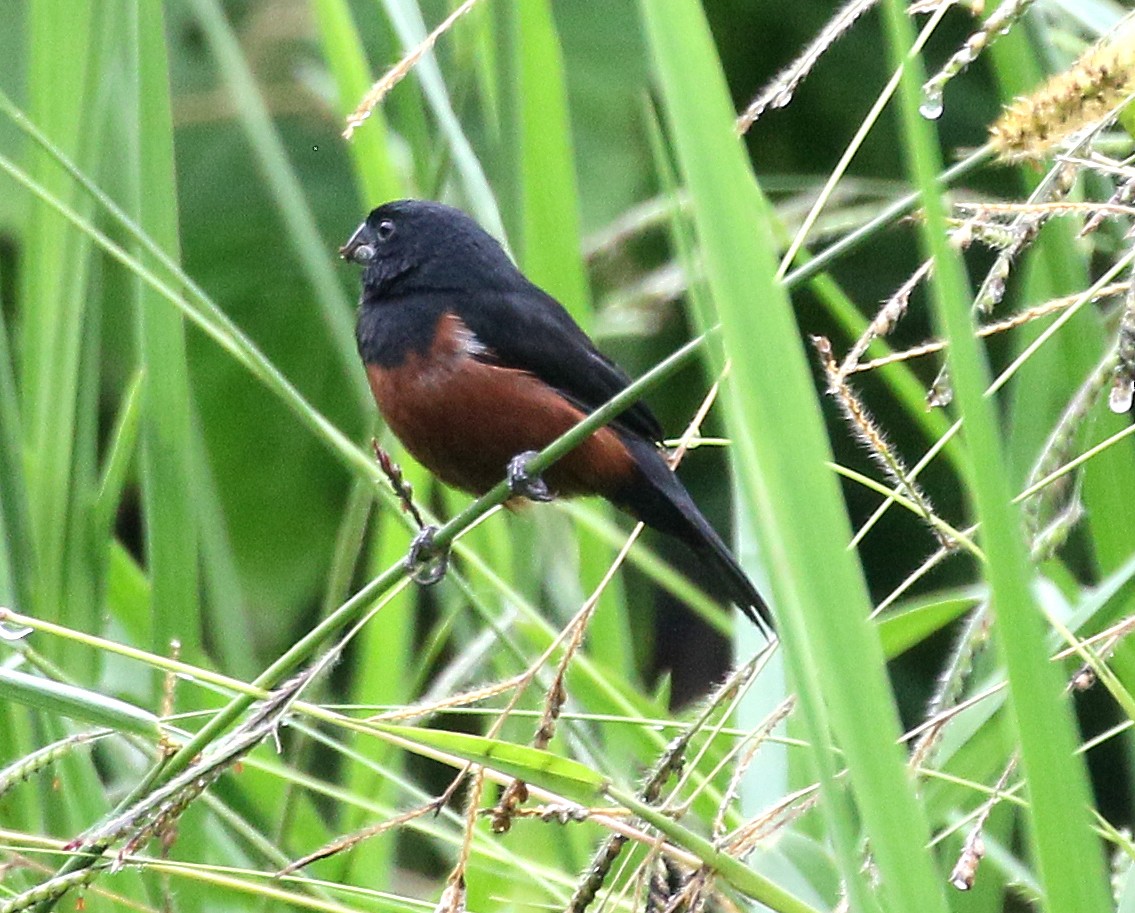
[355,289,448,369]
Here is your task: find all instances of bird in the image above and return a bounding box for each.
[340,199,770,631]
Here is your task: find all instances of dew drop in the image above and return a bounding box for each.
[927,371,953,408]
[1109,377,1134,413]
[920,88,944,120]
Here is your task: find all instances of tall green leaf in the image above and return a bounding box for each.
[879,1,1111,910]
[639,1,950,910]
[127,0,202,663]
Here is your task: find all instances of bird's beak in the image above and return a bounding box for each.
[339,222,371,262]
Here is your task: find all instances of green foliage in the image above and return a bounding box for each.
[1,2,1134,913]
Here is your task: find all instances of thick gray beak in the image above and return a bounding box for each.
[339,222,371,262]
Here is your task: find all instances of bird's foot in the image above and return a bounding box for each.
[405,525,449,586]
[507,451,554,502]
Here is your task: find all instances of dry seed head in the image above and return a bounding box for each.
[990,28,1135,163]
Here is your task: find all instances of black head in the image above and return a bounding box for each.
[340,199,522,297]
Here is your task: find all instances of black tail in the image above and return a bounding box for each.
[613,436,773,634]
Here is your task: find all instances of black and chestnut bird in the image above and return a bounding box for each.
[340,199,771,630]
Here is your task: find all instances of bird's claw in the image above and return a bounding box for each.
[405,525,449,586]
[507,451,554,502]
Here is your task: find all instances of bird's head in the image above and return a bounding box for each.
[340,199,520,297]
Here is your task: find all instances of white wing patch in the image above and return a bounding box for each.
[450,318,490,358]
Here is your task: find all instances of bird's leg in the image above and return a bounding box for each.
[405,525,449,585]
[507,451,554,502]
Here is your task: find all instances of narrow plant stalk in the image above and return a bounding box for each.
[921,0,1038,120]
[735,0,879,132]
[783,145,993,289]
[344,0,486,138]
[814,335,948,547]
[839,259,931,375]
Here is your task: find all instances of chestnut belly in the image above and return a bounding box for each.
[367,353,637,499]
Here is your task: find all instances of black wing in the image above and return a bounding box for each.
[457,284,665,444]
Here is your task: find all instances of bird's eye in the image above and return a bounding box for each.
[375,219,396,241]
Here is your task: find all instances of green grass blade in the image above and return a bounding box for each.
[639,2,950,910]
[0,286,34,615]
[370,722,607,798]
[0,667,160,739]
[508,0,589,314]
[879,1,1111,910]
[128,0,202,662]
[92,370,144,546]
[17,0,97,633]
[191,406,258,680]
